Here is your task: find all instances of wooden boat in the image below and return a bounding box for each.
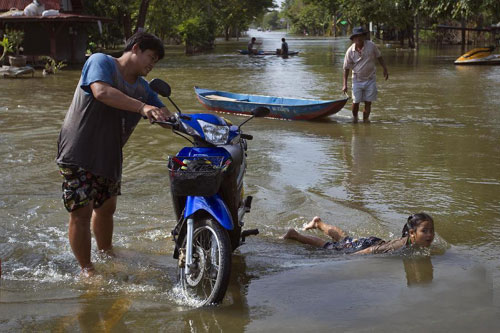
[194,87,348,121]
[237,49,299,56]
[454,46,500,65]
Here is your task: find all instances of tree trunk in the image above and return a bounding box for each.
[461,17,466,52]
[120,8,133,40]
[408,29,415,48]
[415,12,419,49]
[135,0,151,33]
[332,13,337,37]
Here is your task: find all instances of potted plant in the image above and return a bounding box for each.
[41,56,67,75]
[0,36,13,65]
[5,29,26,67]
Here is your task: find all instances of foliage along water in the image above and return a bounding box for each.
[1,30,500,330]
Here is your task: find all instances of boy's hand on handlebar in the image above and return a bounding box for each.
[141,105,171,123]
[156,116,177,128]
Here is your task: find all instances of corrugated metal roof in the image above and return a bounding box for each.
[0,12,113,22]
[0,0,60,11]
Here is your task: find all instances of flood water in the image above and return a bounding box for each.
[1,30,500,331]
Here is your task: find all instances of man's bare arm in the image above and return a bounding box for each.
[90,81,171,122]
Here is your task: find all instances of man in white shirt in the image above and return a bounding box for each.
[342,27,389,123]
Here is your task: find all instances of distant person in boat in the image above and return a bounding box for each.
[247,37,261,55]
[281,38,289,56]
[342,26,389,123]
[283,213,434,254]
[56,31,171,277]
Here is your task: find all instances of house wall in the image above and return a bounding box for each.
[22,23,88,63]
[56,26,87,63]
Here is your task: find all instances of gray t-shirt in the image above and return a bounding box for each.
[56,53,164,180]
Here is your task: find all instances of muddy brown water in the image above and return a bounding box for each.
[1,30,500,331]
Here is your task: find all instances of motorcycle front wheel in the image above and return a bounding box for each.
[178,216,231,306]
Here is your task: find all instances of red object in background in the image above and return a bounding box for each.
[0,0,60,11]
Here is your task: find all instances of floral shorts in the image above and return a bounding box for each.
[58,164,121,212]
[323,236,383,253]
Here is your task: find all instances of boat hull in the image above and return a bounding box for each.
[195,87,348,121]
[454,47,500,65]
[454,56,500,65]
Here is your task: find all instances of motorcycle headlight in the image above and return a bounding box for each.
[198,120,229,145]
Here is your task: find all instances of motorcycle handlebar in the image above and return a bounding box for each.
[152,119,178,128]
[153,114,254,142]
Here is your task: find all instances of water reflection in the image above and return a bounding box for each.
[403,256,433,286]
[53,289,132,332]
[344,124,375,203]
[179,255,254,332]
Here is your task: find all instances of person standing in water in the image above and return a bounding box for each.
[342,26,389,123]
[56,32,171,276]
[283,213,435,254]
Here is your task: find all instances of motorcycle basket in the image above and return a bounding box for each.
[167,155,226,197]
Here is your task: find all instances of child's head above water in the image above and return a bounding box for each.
[402,213,435,247]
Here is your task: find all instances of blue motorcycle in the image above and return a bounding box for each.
[149,79,269,305]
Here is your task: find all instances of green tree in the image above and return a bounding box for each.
[147,0,181,42]
[283,0,340,35]
[262,11,281,30]
[215,0,274,40]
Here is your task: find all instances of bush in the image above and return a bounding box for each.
[177,16,216,54]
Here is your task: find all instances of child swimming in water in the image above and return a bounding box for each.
[283,213,435,254]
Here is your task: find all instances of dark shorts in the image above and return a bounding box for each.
[58,164,121,212]
[323,236,383,253]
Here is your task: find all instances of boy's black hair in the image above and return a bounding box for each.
[124,31,165,60]
[402,213,434,237]
[282,38,286,42]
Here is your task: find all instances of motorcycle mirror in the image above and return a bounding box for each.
[149,78,171,97]
[149,78,183,115]
[238,107,269,129]
[252,107,270,118]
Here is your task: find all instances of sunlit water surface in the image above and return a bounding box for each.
[1,30,500,331]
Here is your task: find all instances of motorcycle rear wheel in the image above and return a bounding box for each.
[178,216,231,306]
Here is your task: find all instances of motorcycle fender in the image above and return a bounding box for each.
[184,194,234,230]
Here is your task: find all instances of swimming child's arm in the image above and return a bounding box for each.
[365,237,408,254]
[352,247,374,255]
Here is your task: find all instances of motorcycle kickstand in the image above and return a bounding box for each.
[240,228,259,244]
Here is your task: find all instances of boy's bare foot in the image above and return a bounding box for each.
[80,265,96,278]
[283,228,299,240]
[98,248,116,259]
[303,216,322,231]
